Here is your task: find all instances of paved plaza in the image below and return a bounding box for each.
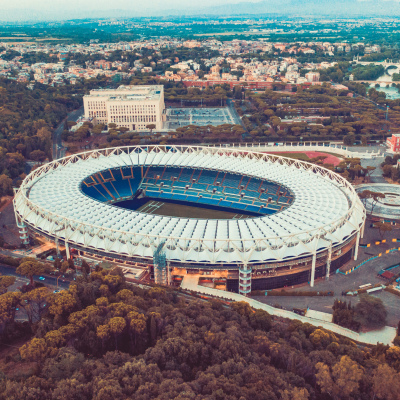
[356,183,400,219]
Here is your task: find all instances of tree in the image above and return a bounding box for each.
[128,311,147,348]
[0,274,15,294]
[0,174,13,196]
[81,260,91,275]
[54,258,62,270]
[316,355,363,400]
[20,287,50,325]
[49,291,77,318]
[376,221,393,239]
[60,260,70,274]
[373,364,400,400]
[29,150,47,162]
[20,338,48,362]
[108,317,126,350]
[363,191,386,216]
[231,301,253,318]
[361,135,368,146]
[0,292,20,336]
[343,134,355,146]
[146,124,156,134]
[354,294,387,328]
[364,166,376,182]
[16,259,45,286]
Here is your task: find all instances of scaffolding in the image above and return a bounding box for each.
[154,241,168,285]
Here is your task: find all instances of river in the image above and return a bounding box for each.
[369,66,400,100]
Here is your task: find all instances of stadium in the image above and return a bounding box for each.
[13,146,366,294]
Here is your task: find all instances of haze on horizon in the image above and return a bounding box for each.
[0,0,399,21]
[3,0,257,12]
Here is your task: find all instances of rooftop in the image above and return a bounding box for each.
[85,85,163,102]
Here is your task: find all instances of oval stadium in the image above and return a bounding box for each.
[13,146,366,295]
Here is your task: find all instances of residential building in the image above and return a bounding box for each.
[305,72,320,83]
[387,133,400,153]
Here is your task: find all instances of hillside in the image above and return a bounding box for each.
[0,268,400,399]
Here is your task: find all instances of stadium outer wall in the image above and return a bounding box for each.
[13,145,366,294]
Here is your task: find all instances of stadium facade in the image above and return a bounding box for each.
[14,146,366,295]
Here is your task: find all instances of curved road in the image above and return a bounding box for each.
[52,107,83,160]
[0,264,70,290]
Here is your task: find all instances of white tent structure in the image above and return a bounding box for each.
[14,145,365,295]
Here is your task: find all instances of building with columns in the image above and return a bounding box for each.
[83,85,165,131]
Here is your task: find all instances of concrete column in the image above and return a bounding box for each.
[18,222,29,245]
[354,230,360,261]
[310,252,317,287]
[167,262,171,285]
[326,244,332,279]
[55,238,60,256]
[361,221,365,239]
[239,263,252,296]
[65,241,70,259]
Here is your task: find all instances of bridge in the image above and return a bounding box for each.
[352,80,395,85]
[353,57,400,69]
[212,141,381,159]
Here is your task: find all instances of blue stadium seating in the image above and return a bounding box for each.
[224,187,240,195]
[240,199,253,205]
[82,185,111,202]
[173,194,188,201]
[246,205,261,213]
[219,200,233,208]
[191,183,208,190]
[81,165,294,216]
[233,203,248,210]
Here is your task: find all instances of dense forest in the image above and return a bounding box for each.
[0,267,399,400]
[233,84,400,144]
[0,75,132,194]
[0,78,79,168]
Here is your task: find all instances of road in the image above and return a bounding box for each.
[0,264,70,290]
[227,99,246,129]
[345,144,387,183]
[352,93,388,111]
[52,107,83,160]
[253,249,400,327]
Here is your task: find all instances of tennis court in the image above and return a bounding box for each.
[165,107,236,130]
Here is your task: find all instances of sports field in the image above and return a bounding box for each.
[165,107,235,130]
[137,200,250,219]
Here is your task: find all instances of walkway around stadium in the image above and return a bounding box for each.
[181,275,397,346]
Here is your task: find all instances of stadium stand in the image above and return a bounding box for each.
[81,165,294,215]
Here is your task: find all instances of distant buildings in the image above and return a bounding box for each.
[305,72,320,83]
[83,85,165,131]
[387,134,400,153]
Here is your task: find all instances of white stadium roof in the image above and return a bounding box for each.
[14,146,365,265]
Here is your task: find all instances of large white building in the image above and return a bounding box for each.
[14,146,365,295]
[83,85,165,131]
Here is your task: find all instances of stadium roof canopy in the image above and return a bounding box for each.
[14,146,365,265]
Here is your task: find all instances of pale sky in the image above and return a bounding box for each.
[0,0,396,21]
[1,0,255,11]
